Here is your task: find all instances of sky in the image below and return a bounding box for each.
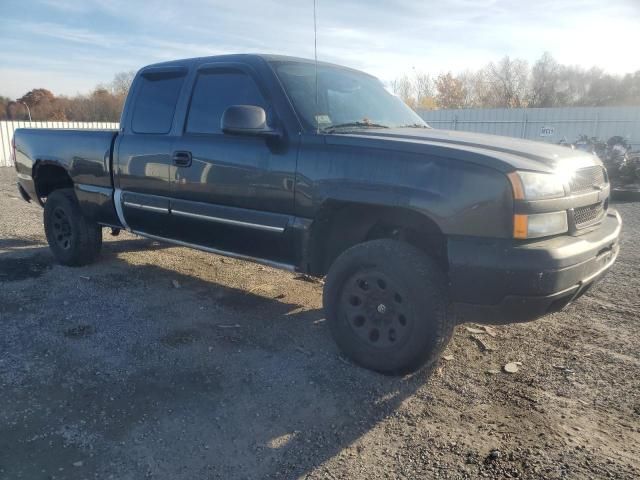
[1,0,639,99]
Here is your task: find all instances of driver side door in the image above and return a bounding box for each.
[169,64,298,265]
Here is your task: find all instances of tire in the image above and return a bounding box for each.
[43,188,102,266]
[323,239,454,375]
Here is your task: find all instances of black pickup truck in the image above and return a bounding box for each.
[13,54,621,374]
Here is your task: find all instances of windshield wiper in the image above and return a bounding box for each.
[321,121,390,133]
[397,123,430,128]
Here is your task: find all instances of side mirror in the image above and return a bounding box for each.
[221,105,281,138]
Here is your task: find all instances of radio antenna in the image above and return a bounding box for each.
[313,0,319,133]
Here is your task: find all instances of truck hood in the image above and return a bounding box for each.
[328,128,602,174]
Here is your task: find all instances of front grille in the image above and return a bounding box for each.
[573,202,605,228]
[569,166,606,193]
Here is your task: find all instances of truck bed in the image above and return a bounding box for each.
[14,128,119,225]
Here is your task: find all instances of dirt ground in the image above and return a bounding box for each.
[0,167,638,480]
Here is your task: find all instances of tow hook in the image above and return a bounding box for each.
[110,228,121,236]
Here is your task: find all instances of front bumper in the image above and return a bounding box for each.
[449,210,622,324]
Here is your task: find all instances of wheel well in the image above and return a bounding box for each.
[309,201,447,276]
[33,163,73,201]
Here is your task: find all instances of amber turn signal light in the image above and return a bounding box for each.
[507,172,525,200]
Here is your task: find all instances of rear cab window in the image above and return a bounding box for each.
[186,70,267,134]
[131,69,186,134]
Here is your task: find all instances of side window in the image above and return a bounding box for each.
[186,71,266,134]
[131,71,185,134]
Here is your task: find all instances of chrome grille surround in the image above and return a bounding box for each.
[567,166,609,231]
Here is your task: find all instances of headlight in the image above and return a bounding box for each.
[508,171,569,239]
[513,211,568,239]
[508,171,565,200]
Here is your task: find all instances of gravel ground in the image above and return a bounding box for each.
[0,166,638,480]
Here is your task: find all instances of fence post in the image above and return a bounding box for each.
[594,113,600,139]
[452,115,458,131]
[521,113,528,138]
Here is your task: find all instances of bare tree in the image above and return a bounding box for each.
[59,88,122,122]
[620,71,640,105]
[455,70,488,108]
[110,71,136,99]
[391,74,416,109]
[586,69,624,106]
[529,52,561,107]
[0,96,11,120]
[555,65,592,106]
[414,71,436,109]
[485,56,530,108]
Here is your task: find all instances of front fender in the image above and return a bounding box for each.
[296,139,513,238]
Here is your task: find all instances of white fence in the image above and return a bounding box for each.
[417,107,640,149]
[0,121,120,167]
[3,108,640,165]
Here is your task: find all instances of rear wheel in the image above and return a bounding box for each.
[44,188,102,266]
[323,239,453,374]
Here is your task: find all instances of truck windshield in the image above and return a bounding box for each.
[272,61,429,132]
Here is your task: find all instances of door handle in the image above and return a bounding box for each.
[172,151,192,167]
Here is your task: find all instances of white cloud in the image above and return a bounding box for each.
[3,0,639,98]
[15,21,121,47]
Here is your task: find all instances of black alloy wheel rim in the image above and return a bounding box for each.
[339,270,412,348]
[52,207,73,250]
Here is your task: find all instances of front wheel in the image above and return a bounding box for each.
[323,239,453,375]
[44,188,102,266]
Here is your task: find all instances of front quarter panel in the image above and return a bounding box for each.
[295,134,514,238]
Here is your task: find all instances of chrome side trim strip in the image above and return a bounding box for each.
[76,183,112,196]
[171,209,285,233]
[113,188,130,231]
[123,202,169,213]
[131,230,296,272]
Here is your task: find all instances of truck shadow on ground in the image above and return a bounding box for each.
[0,238,435,480]
[0,237,170,281]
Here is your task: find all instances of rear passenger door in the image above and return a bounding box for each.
[115,66,187,236]
[169,64,297,265]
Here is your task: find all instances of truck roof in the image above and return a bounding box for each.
[141,53,371,76]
